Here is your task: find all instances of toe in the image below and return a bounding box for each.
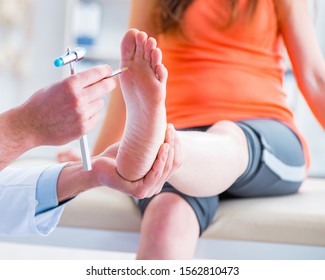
[121,29,138,62]
[151,48,163,69]
[156,64,168,83]
[135,31,148,58]
[144,37,157,61]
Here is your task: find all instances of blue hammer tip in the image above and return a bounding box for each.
[54,58,64,67]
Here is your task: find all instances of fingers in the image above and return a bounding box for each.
[141,142,170,197]
[96,123,181,200]
[69,66,117,134]
[83,98,105,121]
[161,124,176,183]
[151,124,179,195]
[76,65,113,88]
[76,113,102,136]
[170,124,182,171]
[74,97,104,134]
[141,123,180,197]
[83,76,116,103]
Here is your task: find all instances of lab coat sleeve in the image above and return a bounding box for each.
[0,165,67,236]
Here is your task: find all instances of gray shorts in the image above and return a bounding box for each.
[138,119,306,235]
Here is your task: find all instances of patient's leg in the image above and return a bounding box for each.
[117,29,167,181]
[137,193,199,259]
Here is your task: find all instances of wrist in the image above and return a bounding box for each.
[57,160,99,203]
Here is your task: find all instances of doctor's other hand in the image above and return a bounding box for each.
[93,124,181,198]
[57,124,181,202]
[18,65,116,147]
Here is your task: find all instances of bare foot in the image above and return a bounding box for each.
[117,29,168,181]
[57,148,81,163]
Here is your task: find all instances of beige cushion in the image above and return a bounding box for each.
[59,178,325,246]
[59,187,142,232]
[203,178,325,246]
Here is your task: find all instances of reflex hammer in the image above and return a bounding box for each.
[54,47,92,171]
[54,48,128,171]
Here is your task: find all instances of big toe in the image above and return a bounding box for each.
[121,29,139,63]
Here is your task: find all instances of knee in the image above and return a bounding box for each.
[142,193,199,238]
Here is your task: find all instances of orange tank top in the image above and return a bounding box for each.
[158,0,309,167]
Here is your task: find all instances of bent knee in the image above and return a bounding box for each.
[146,192,195,217]
[142,193,199,234]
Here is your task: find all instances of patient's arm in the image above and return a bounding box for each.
[277,0,325,129]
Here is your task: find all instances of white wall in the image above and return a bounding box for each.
[0,0,67,112]
[315,1,325,50]
[23,0,67,100]
[0,0,129,159]
[1,0,325,176]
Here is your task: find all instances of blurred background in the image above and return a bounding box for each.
[1,0,324,177]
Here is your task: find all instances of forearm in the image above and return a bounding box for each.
[300,74,325,130]
[0,106,37,170]
[277,0,325,130]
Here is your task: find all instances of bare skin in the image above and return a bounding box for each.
[0,65,115,170]
[57,123,181,202]
[136,192,200,260]
[116,29,168,181]
[57,0,325,260]
[136,0,325,260]
[56,29,250,259]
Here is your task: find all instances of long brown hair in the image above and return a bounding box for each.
[154,0,259,34]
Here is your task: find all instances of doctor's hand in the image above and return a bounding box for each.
[92,124,181,198]
[57,124,181,202]
[19,65,116,147]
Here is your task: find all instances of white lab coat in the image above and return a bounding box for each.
[0,166,65,236]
